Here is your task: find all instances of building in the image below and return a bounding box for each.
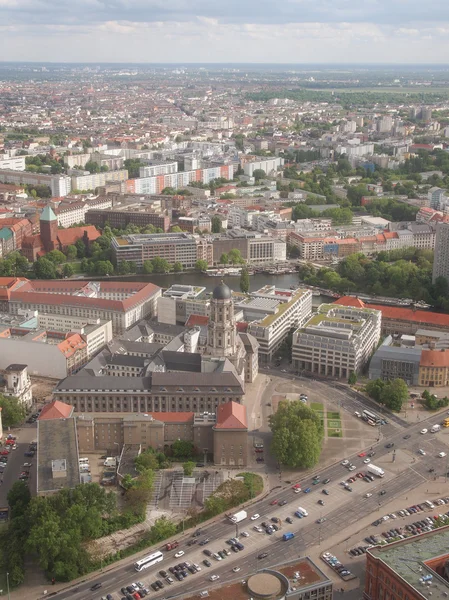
[21,205,101,262]
[241,286,313,363]
[0,155,26,171]
[428,187,446,210]
[213,401,248,466]
[0,169,71,197]
[364,526,449,600]
[70,169,128,192]
[6,279,161,334]
[55,196,112,228]
[212,230,286,264]
[292,303,382,378]
[0,364,33,408]
[128,164,234,195]
[112,232,198,269]
[335,296,449,336]
[419,349,449,387]
[157,284,208,326]
[243,157,284,177]
[0,328,88,378]
[85,207,170,232]
[369,336,422,385]
[433,222,449,283]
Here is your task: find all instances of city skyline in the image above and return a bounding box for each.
[0,0,448,64]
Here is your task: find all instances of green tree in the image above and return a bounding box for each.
[150,517,177,542]
[143,260,154,274]
[182,461,195,477]
[171,439,194,460]
[252,169,266,181]
[152,256,171,273]
[46,249,66,264]
[348,372,357,385]
[204,494,227,516]
[240,267,250,293]
[211,215,222,233]
[365,378,386,402]
[380,378,408,412]
[173,261,183,273]
[7,481,31,519]
[62,263,74,278]
[195,259,208,272]
[117,260,131,275]
[228,248,244,265]
[75,238,86,258]
[95,260,114,276]
[65,245,78,260]
[269,400,324,468]
[170,225,183,233]
[219,253,229,265]
[84,160,100,174]
[33,257,57,279]
[135,450,159,472]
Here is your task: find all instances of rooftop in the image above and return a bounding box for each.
[368,526,449,599]
[37,418,80,494]
[215,401,247,430]
[39,400,74,420]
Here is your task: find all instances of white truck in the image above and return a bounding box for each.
[431,424,441,433]
[228,510,247,523]
[367,464,385,478]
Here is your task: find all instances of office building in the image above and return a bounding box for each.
[112,232,198,269]
[85,207,170,232]
[369,336,422,385]
[364,526,449,600]
[212,230,286,264]
[433,222,449,282]
[157,285,208,326]
[241,286,313,363]
[6,278,161,334]
[293,303,381,378]
[0,155,26,171]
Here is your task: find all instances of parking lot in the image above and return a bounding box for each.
[0,423,38,506]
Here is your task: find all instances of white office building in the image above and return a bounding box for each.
[292,304,382,378]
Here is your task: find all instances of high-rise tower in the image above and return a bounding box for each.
[206,281,237,357]
[40,205,58,252]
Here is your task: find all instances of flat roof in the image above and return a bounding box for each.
[37,418,80,494]
[369,526,449,599]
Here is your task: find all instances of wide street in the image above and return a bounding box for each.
[50,379,449,600]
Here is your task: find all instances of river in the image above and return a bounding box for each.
[106,271,333,306]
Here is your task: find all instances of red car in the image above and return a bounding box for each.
[292,483,301,489]
[270,499,279,505]
[358,452,366,457]
[356,473,364,479]
[0,450,9,456]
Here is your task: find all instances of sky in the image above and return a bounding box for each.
[0,0,448,64]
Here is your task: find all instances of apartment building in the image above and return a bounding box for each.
[243,157,284,177]
[178,216,212,233]
[292,304,381,378]
[86,207,170,232]
[212,230,286,264]
[0,170,71,196]
[432,222,449,282]
[0,155,26,171]
[112,232,198,269]
[139,161,178,177]
[128,164,234,195]
[6,279,161,333]
[243,286,313,363]
[55,196,113,228]
[71,169,128,192]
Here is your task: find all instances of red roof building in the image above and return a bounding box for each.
[215,401,248,430]
[38,400,74,420]
[213,401,248,467]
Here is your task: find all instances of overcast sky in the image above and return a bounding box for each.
[0,0,448,64]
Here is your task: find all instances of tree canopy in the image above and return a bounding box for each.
[366,378,408,412]
[0,393,26,427]
[269,401,324,468]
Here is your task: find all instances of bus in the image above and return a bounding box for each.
[134,551,164,572]
[362,410,381,425]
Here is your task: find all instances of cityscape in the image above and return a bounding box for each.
[2,30,449,600]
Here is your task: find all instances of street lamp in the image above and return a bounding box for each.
[6,572,10,600]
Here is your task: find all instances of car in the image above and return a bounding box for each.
[203,560,211,567]
[0,450,9,456]
[348,465,356,471]
[232,566,241,572]
[341,460,349,466]
[380,490,386,495]
[159,570,168,578]
[90,582,102,591]
[253,525,264,532]
[255,448,264,453]
[23,463,32,468]
[345,486,353,492]
[363,458,371,464]
[316,517,327,524]
[218,551,226,559]
[368,451,375,457]
[193,529,202,537]
[279,500,288,506]
[356,473,364,479]
[286,517,294,524]
[439,452,447,457]
[174,550,185,558]
[292,483,301,489]
[121,588,128,596]
[365,493,373,498]
[403,434,411,439]
[318,499,325,506]
[270,499,279,505]
[250,513,260,520]
[322,489,330,495]
[303,487,311,493]
[347,476,356,483]
[256,457,265,462]
[418,449,426,455]
[199,538,210,546]
[241,531,249,537]
[258,552,268,559]
[323,478,330,484]
[203,549,212,557]
[210,575,220,582]
[386,443,394,449]
[196,462,205,467]
[187,539,197,546]
[421,429,428,434]
[24,451,34,457]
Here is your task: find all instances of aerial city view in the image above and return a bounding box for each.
[2,2,449,600]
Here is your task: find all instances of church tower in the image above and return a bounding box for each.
[40,205,58,252]
[207,281,237,358]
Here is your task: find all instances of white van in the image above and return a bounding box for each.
[79,458,89,464]
[354,411,361,418]
[103,457,117,467]
[297,507,309,516]
[79,464,90,472]
[425,500,435,509]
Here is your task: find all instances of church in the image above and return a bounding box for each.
[21,205,100,261]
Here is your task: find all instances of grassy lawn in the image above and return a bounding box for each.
[328,429,343,438]
[327,411,341,419]
[236,472,263,498]
[310,402,324,412]
[328,419,342,429]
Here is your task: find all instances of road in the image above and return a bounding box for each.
[0,423,37,506]
[52,411,449,600]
